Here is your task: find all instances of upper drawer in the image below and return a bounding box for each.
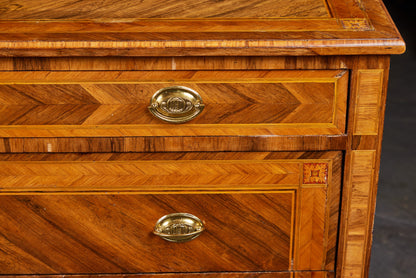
[0,70,348,137]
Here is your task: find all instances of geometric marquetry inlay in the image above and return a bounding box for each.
[341,150,376,278]
[0,153,342,275]
[303,163,328,184]
[353,70,384,135]
[340,19,372,31]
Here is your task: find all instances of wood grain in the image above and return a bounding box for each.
[0,70,347,138]
[335,55,392,278]
[0,273,292,278]
[295,272,327,278]
[353,70,384,135]
[295,187,326,270]
[0,193,294,273]
[0,0,405,56]
[0,0,329,19]
[0,151,342,161]
[0,151,341,193]
[338,151,376,278]
[0,273,331,278]
[0,160,300,192]
[0,152,341,275]
[0,56,368,71]
[0,82,338,125]
[0,1,404,277]
[0,135,347,153]
[325,152,342,271]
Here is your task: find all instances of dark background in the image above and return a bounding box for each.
[369,0,416,277]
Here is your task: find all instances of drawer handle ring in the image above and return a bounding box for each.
[148,86,205,123]
[153,213,205,243]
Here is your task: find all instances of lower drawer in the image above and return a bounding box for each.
[0,152,341,275]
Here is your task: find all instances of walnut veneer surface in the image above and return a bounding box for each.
[0,1,405,278]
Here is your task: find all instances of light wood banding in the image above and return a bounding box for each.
[339,151,376,278]
[353,70,384,135]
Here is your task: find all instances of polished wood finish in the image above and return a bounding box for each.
[0,0,330,19]
[0,152,341,275]
[0,70,347,128]
[0,272,332,278]
[353,70,384,135]
[0,193,293,273]
[0,0,405,56]
[335,55,393,278]
[0,1,404,278]
[0,151,340,193]
[0,135,347,153]
[339,151,376,278]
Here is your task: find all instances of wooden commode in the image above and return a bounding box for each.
[0,1,405,277]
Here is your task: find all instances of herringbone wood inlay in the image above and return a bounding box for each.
[0,70,348,140]
[0,71,344,126]
[0,151,342,275]
[296,187,327,270]
[0,0,405,277]
[0,160,300,192]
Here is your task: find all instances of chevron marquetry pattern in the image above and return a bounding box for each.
[296,187,327,270]
[0,82,335,125]
[0,70,348,138]
[0,151,342,276]
[0,193,293,274]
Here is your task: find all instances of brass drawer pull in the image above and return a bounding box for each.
[153,213,205,243]
[148,86,205,123]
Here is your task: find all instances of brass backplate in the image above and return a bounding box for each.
[153,213,205,243]
[148,86,205,123]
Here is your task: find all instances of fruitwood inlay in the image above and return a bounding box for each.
[353,70,384,135]
[295,187,326,270]
[0,160,302,192]
[303,163,328,185]
[0,193,294,273]
[339,151,376,278]
[325,152,342,271]
[0,152,341,194]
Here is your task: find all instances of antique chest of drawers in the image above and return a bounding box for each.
[0,0,404,278]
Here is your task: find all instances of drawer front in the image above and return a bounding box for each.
[0,152,341,275]
[0,193,292,273]
[0,70,347,137]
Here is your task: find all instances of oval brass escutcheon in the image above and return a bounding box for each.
[153,213,205,243]
[148,86,205,123]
